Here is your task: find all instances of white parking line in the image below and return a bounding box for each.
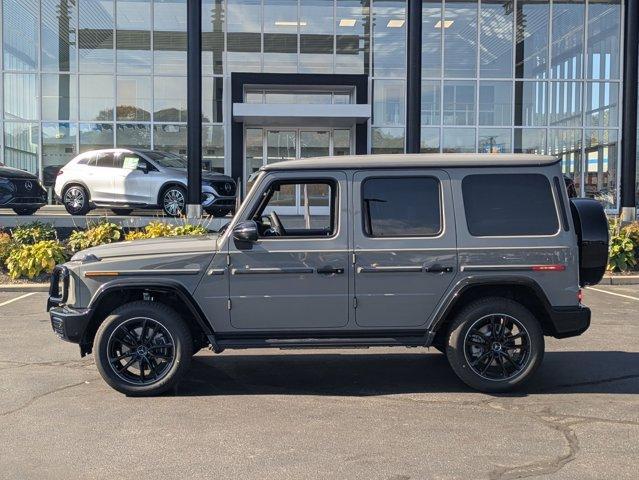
[0,292,37,307]
[587,287,639,302]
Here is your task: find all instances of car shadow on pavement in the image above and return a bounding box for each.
[176,350,639,397]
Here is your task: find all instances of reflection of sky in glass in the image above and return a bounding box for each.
[153,0,187,30]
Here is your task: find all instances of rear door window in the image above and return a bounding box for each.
[94,152,116,168]
[361,177,442,237]
[462,173,559,236]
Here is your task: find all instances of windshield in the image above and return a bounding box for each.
[144,151,187,168]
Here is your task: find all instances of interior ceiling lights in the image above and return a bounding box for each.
[386,19,405,28]
[339,18,357,27]
[435,20,454,28]
[274,20,307,27]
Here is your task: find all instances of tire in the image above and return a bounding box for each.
[205,207,232,218]
[62,185,91,215]
[12,207,38,215]
[94,301,193,396]
[111,208,133,216]
[161,185,186,217]
[445,297,544,393]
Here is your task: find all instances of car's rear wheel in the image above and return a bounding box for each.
[161,185,186,217]
[445,297,544,392]
[12,207,38,215]
[111,208,133,216]
[94,301,193,396]
[205,207,232,218]
[62,185,91,215]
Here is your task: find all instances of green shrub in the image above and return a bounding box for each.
[172,224,208,236]
[11,221,56,245]
[0,232,15,264]
[5,240,68,279]
[607,230,636,272]
[125,221,208,241]
[67,222,123,252]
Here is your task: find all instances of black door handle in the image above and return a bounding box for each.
[317,266,345,275]
[425,265,454,273]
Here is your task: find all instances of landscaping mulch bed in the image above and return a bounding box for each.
[0,271,50,285]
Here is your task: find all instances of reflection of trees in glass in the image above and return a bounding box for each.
[95,106,150,122]
[371,127,404,154]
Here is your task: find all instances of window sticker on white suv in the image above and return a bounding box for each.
[122,156,140,170]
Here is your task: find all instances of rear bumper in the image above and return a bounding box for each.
[548,305,591,338]
[49,306,93,344]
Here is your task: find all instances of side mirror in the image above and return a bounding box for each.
[137,162,149,174]
[232,220,258,243]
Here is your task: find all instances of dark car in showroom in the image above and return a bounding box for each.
[0,163,47,215]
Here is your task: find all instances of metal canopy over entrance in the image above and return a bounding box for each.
[231,73,369,187]
[243,127,353,216]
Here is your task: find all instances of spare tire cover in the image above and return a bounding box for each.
[569,198,609,286]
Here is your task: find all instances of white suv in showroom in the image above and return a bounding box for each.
[54,149,236,217]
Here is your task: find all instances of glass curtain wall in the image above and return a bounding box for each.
[1,0,225,186]
[418,0,622,209]
[0,0,625,208]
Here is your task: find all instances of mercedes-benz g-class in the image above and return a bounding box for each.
[47,153,608,395]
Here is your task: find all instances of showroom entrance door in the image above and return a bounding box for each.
[244,127,353,215]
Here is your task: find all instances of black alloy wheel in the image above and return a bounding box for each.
[445,297,544,392]
[463,314,531,381]
[106,317,175,386]
[94,301,192,396]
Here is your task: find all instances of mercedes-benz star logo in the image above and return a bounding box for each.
[24,181,33,191]
[224,182,232,194]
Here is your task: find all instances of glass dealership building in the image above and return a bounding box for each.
[0,0,636,210]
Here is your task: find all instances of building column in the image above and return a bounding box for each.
[620,0,638,220]
[405,0,422,154]
[186,0,203,218]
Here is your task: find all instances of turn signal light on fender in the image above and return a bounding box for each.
[531,264,566,271]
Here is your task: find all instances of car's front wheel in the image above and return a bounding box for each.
[62,185,91,215]
[12,207,38,215]
[205,207,232,218]
[111,208,133,216]
[94,301,193,396]
[161,185,186,217]
[445,297,544,392]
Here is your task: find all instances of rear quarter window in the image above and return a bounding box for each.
[462,173,559,236]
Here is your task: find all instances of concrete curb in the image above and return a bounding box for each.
[0,283,49,292]
[599,275,639,285]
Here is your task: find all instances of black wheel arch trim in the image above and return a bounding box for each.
[86,278,215,342]
[61,180,92,204]
[62,180,91,196]
[426,275,588,340]
[157,181,187,206]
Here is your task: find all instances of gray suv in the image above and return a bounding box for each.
[54,149,236,217]
[47,153,608,395]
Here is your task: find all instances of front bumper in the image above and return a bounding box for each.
[202,194,235,209]
[548,305,591,338]
[50,306,93,344]
[0,179,47,207]
[0,197,47,208]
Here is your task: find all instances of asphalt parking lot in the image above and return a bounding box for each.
[1,287,638,480]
